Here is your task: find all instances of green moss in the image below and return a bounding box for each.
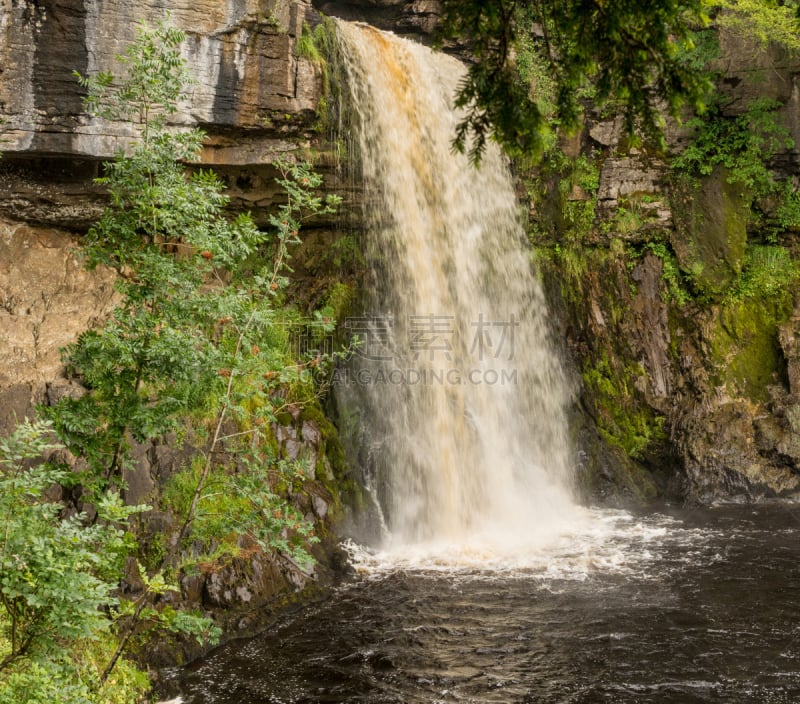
[600,193,668,239]
[610,206,644,235]
[275,411,294,426]
[296,23,323,64]
[294,19,341,132]
[582,354,668,461]
[138,530,167,573]
[707,294,793,402]
[639,240,693,305]
[299,403,347,481]
[309,15,351,136]
[329,233,366,271]
[298,401,326,425]
[262,11,287,33]
[322,282,356,322]
[776,180,800,230]
[553,243,589,290]
[298,401,365,515]
[669,168,750,298]
[524,148,600,245]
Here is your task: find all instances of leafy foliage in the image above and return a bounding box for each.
[440,0,712,162]
[641,242,694,306]
[0,420,149,703]
[163,454,317,571]
[671,94,800,242]
[52,21,340,508]
[715,0,800,53]
[100,564,220,684]
[77,21,190,143]
[168,155,341,566]
[726,244,800,300]
[776,180,800,230]
[671,97,793,195]
[29,17,342,696]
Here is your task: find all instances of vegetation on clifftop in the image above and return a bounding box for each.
[440,0,713,162]
[441,0,800,163]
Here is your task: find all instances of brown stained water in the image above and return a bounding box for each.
[166,504,800,703]
[330,20,577,545]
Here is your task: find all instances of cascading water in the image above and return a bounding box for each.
[333,21,581,553]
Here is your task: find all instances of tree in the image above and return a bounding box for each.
[440,0,713,162]
[52,20,339,505]
[51,18,339,568]
[35,15,340,694]
[441,1,800,164]
[715,0,800,53]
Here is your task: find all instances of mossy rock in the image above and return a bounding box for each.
[706,295,792,402]
[572,408,662,505]
[298,400,366,513]
[670,167,749,298]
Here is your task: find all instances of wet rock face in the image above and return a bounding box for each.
[0,0,340,230]
[1,0,321,157]
[311,0,440,38]
[629,254,673,404]
[713,19,800,119]
[679,399,800,502]
[670,166,750,297]
[539,23,800,504]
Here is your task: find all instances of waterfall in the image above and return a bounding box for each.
[334,21,580,552]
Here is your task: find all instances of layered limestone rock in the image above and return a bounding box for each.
[0,0,338,398]
[0,0,322,157]
[0,0,332,230]
[312,0,440,37]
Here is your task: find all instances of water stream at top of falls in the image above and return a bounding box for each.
[333,21,583,555]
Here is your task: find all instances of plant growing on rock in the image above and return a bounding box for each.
[50,17,336,506]
[671,97,793,197]
[33,17,341,693]
[714,0,800,55]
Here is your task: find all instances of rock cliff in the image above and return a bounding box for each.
[529,24,800,503]
[0,0,338,426]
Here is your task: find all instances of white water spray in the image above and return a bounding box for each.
[334,21,583,556]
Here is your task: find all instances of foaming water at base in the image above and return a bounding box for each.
[342,507,712,581]
[165,505,800,704]
[168,505,800,704]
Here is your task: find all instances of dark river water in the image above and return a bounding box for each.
[165,504,800,703]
